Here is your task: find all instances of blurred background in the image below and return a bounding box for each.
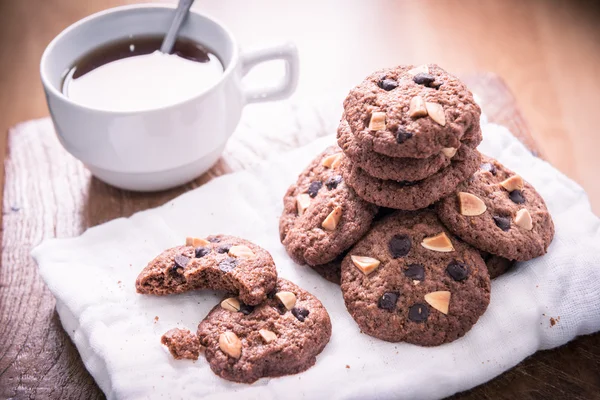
[1,0,599,210]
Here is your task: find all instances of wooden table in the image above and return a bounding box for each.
[1,73,599,399]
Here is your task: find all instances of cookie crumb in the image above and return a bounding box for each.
[161,328,200,360]
[550,316,561,327]
[345,365,350,369]
[154,316,159,323]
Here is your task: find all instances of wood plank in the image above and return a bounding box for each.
[1,73,599,399]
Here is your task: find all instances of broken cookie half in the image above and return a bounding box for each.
[135,234,277,306]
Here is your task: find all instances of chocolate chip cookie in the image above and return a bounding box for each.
[436,155,555,261]
[340,210,490,346]
[136,235,277,305]
[340,148,481,210]
[280,146,378,266]
[343,64,482,159]
[338,117,480,181]
[197,278,332,383]
[481,251,515,279]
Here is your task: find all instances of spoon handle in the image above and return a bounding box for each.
[160,0,196,54]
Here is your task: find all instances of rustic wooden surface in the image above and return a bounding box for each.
[0,73,598,399]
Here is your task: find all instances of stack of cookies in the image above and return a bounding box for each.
[280,64,555,346]
[338,64,483,210]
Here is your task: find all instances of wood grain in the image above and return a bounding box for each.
[1,74,599,399]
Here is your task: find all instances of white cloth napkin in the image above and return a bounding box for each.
[32,101,600,400]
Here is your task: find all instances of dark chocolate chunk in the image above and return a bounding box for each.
[307,181,323,198]
[219,257,238,272]
[388,234,411,258]
[239,303,254,315]
[325,175,343,190]
[408,303,429,322]
[378,78,398,91]
[395,127,414,144]
[480,162,497,176]
[446,260,469,281]
[174,255,190,269]
[195,247,211,258]
[378,292,399,311]
[493,216,511,231]
[404,264,425,281]
[217,245,231,254]
[413,73,435,86]
[509,190,525,204]
[291,307,310,322]
[207,236,221,243]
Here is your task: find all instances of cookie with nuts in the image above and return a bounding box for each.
[343,64,482,159]
[340,146,481,210]
[337,117,480,181]
[279,146,378,266]
[436,155,554,261]
[196,278,332,383]
[135,235,277,305]
[340,210,490,346]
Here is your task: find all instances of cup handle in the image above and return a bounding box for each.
[240,42,299,104]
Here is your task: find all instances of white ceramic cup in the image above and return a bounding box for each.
[40,4,299,191]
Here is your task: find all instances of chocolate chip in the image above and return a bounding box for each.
[413,73,435,86]
[480,162,497,176]
[395,127,413,144]
[325,175,343,190]
[239,303,254,315]
[378,78,398,91]
[408,303,429,322]
[404,264,425,281]
[219,257,238,272]
[169,265,184,276]
[388,234,411,258]
[217,245,231,254]
[509,190,525,204]
[307,181,323,198]
[291,307,310,322]
[174,255,190,269]
[446,260,469,281]
[493,216,511,231]
[207,236,221,243]
[195,247,211,258]
[378,292,399,311]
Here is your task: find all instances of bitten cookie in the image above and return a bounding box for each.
[161,328,201,360]
[279,146,378,266]
[197,278,332,383]
[436,155,555,261]
[136,235,277,305]
[340,148,481,210]
[340,210,490,346]
[343,64,482,159]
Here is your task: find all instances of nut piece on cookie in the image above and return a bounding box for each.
[221,297,241,312]
[259,329,277,343]
[421,232,454,252]
[458,192,487,216]
[409,96,428,118]
[500,175,524,192]
[322,153,343,169]
[296,193,311,216]
[368,111,387,131]
[186,237,210,247]
[514,209,533,230]
[441,147,458,158]
[161,328,201,360]
[424,291,451,314]
[408,65,429,75]
[350,255,381,275]
[322,206,343,231]
[425,102,446,126]
[228,245,255,258]
[275,291,297,310]
[219,331,242,358]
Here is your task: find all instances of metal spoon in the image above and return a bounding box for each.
[160,0,196,54]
